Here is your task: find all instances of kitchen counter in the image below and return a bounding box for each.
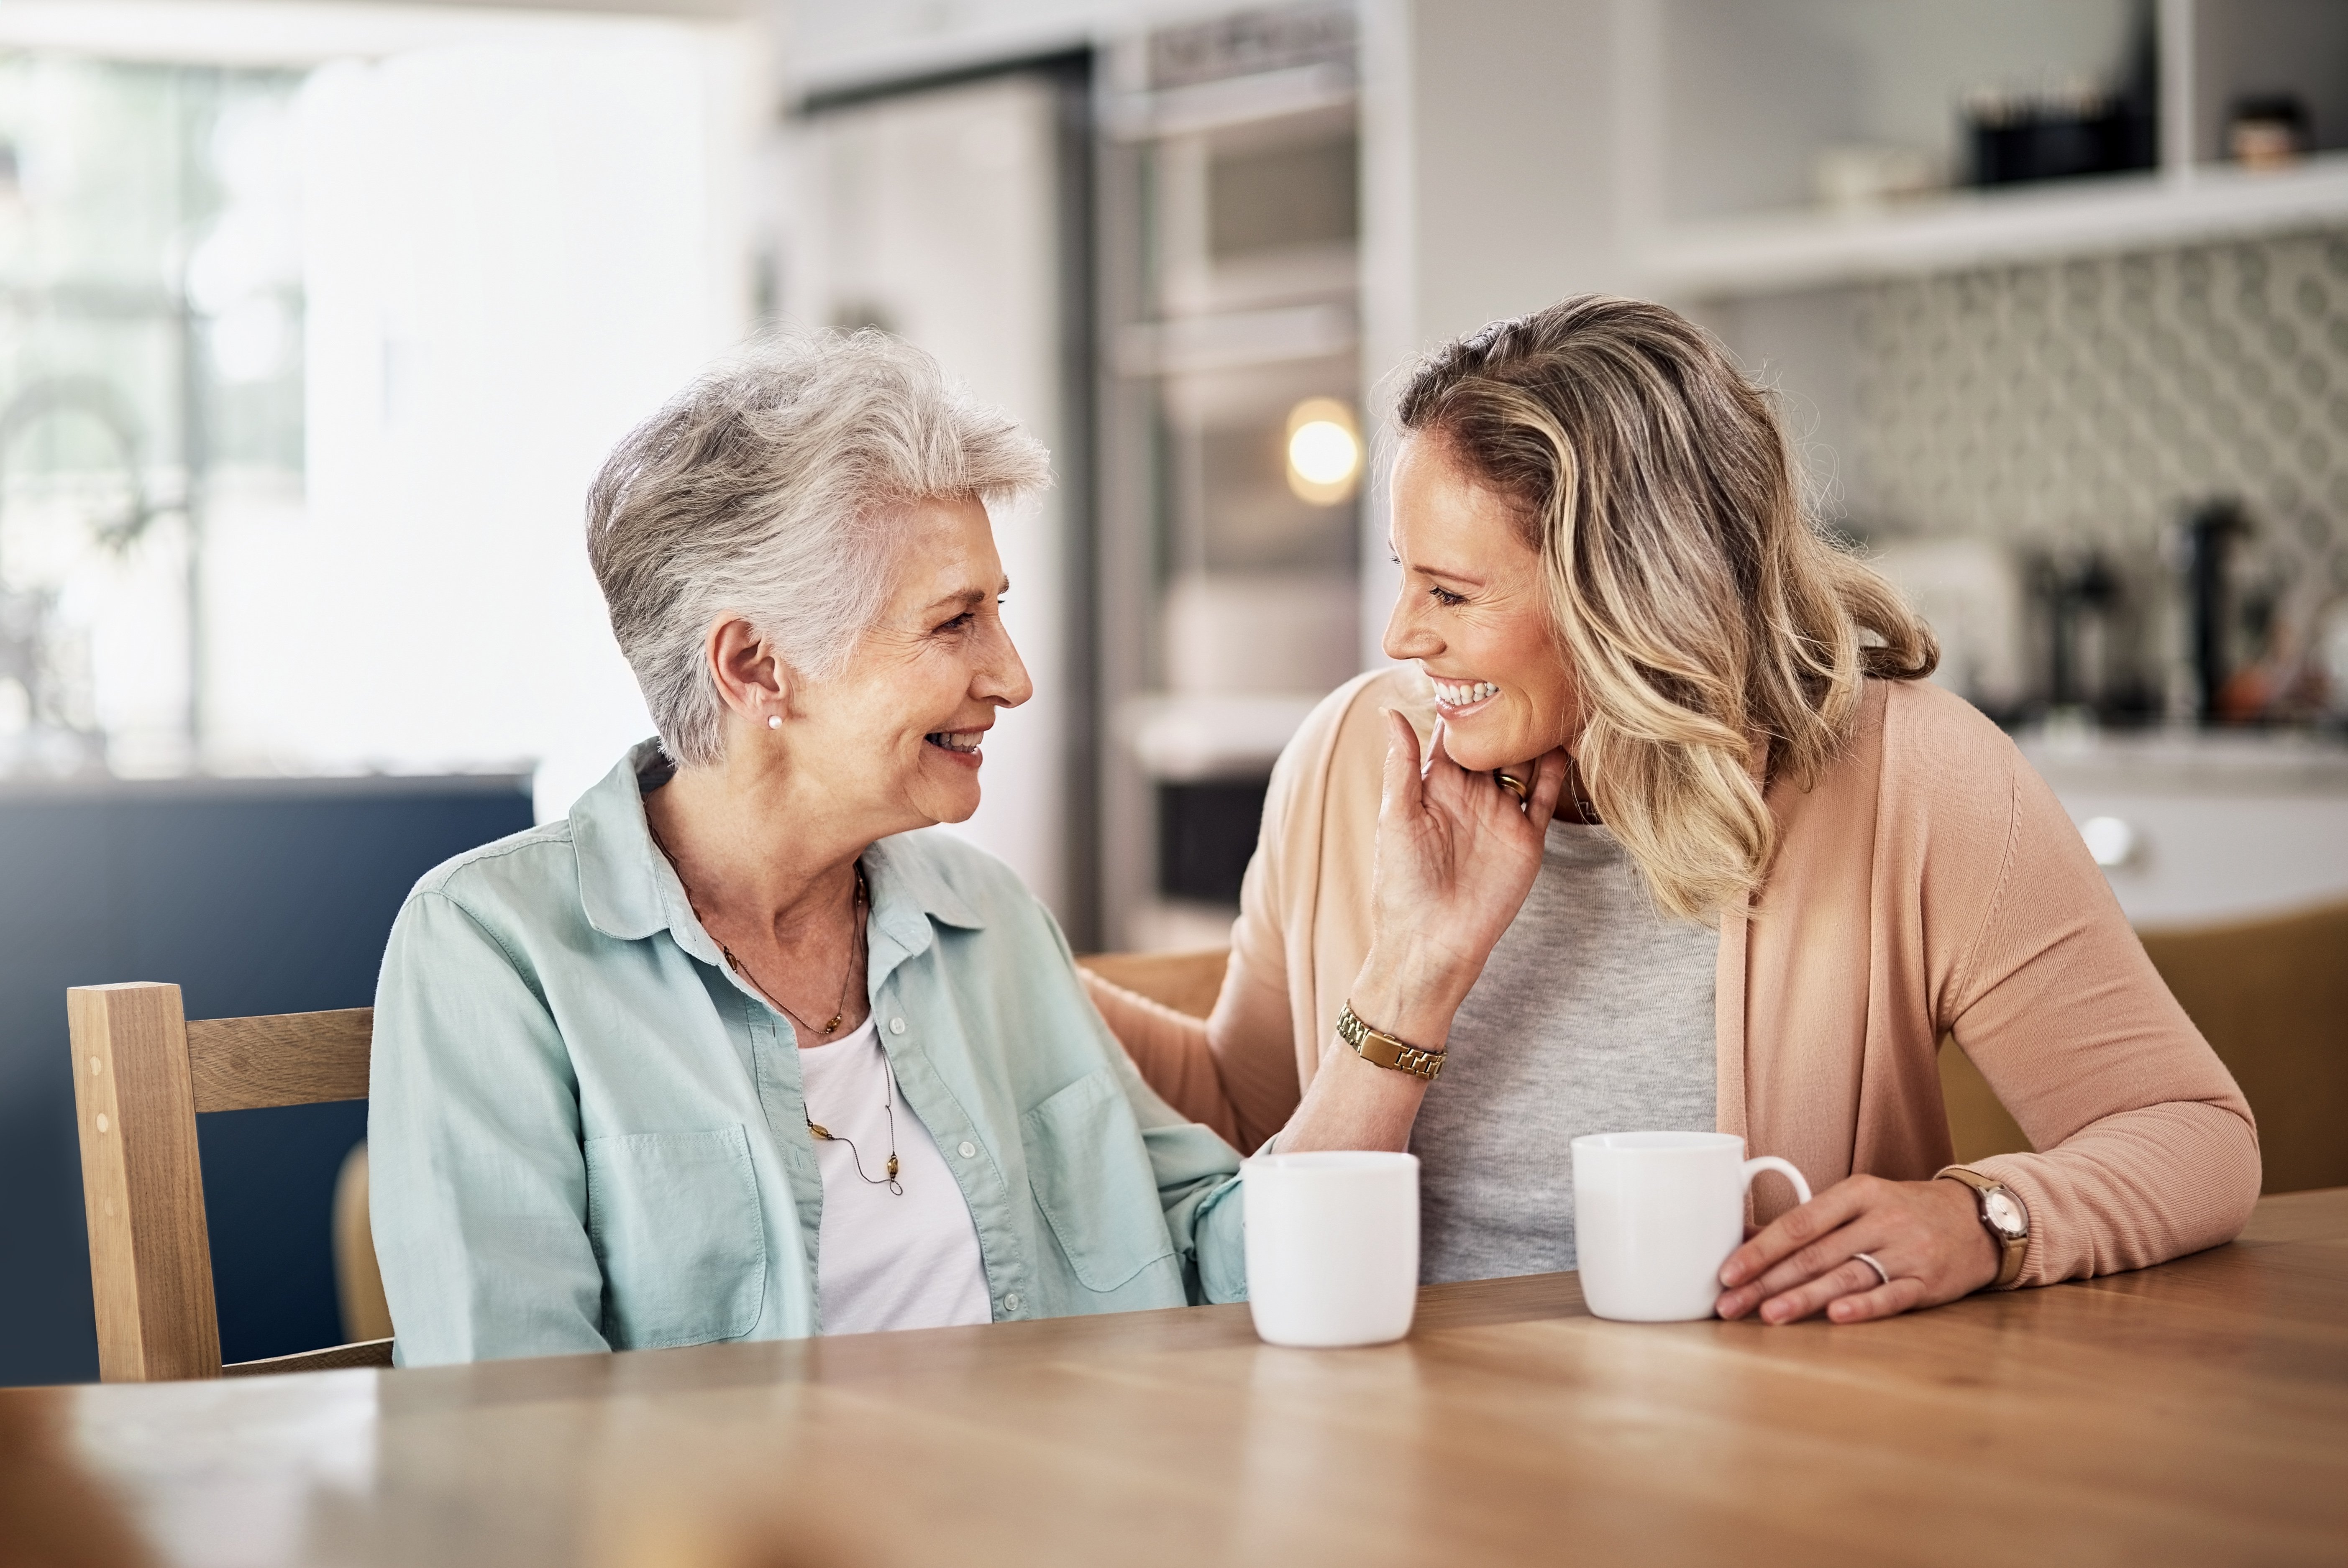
[2014,724,2348,928]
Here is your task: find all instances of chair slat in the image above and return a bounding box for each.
[67,982,223,1382]
[222,1338,394,1378]
[186,1008,374,1113]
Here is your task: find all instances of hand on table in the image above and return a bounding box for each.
[1714,1175,2000,1325]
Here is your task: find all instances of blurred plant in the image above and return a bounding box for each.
[0,374,166,772]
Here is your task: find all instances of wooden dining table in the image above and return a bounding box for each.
[4,1187,2344,1568]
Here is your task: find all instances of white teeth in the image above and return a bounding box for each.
[927,731,982,754]
[1434,680,1498,707]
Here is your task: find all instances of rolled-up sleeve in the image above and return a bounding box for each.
[1111,1042,1247,1303]
[369,889,609,1365]
[1044,913,1247,1302]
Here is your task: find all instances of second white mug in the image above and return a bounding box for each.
[1571,1131,1813,1322]
[1242,1150,1420,1347]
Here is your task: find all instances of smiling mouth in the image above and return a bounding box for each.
[925,730,984,755]
[1431,678,1499,708]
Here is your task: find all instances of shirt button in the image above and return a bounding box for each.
[958,1141,978,1159]
[1003,1293,1022,1314]
[889,1017,906,1036]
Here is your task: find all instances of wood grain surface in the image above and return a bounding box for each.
[64,983,221,1383]
[184,1008,373,1113]
[4,1190,2343,1568]
[221,1339,395,1379]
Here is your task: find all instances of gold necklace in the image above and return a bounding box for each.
[645,816,868,1037]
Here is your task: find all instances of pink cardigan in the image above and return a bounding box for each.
[1091,669,2261,1288]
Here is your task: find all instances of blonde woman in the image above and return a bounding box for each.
[1095,296,2259,1326]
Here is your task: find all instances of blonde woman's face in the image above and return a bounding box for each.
[1382,434,1581,772]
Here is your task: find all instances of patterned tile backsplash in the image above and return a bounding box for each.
[1856,226,2348,576]
[1847,226,2348,716]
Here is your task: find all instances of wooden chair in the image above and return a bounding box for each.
[1075,948,1231,1021]
[66,981,394,1381]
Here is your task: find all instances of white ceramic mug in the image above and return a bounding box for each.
[1571,1131,1814,1322]
[1242,1151,1420,1347]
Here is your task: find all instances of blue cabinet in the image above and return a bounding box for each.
[0,775,534,1386]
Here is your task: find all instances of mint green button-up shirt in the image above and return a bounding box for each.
[369,742,1247,1366]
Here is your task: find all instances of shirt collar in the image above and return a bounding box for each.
[571,740,988,962]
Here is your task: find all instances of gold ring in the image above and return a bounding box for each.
[1493,770,1529,802]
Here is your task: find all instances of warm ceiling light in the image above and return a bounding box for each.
[1285,396,1361,506]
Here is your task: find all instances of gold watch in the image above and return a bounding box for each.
[1938,1166,2030,1289]
[1337,1003,1445,1081]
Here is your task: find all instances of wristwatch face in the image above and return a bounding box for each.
[1983,1188,2027,1238]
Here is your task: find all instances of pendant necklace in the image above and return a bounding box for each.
[645,815,899,1192]
[805,1054,905,1197]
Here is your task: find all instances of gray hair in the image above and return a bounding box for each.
[586,330,1051,766]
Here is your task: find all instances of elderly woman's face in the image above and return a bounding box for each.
[795,495,1032,827]
[1382,433,1580,771]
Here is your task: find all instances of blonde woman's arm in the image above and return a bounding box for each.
[1720,696,2260,1323]
[1083,725,1324,1154]
[1080,972,1237,1143]
[1929,755,2260,1281]
[1081,864,1313,1153]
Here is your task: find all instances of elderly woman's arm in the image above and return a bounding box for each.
[1097,1039,1250,1302]
[1042,917,1249,1301]
[369,889,609,1366]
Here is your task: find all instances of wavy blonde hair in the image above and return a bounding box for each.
[1394,296,1937,919]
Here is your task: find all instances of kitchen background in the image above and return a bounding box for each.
[0,0,2344,1384]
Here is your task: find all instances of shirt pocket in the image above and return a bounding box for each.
[584,1124,767,1350]
[1020,1068,1176,1293]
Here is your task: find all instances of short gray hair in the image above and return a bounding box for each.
[586,330,1051,766]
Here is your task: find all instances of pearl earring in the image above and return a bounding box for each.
[767,714,781,730]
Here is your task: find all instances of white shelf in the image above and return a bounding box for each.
[1643,152,2348,300]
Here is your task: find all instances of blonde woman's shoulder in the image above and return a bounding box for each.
[1870,677,2032,849]
[1875,676,2023,770]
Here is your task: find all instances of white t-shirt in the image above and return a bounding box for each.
[796,1017,992,1334]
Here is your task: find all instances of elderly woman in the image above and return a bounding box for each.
[1097,296,2261,1326]
[369,333,1249,1364]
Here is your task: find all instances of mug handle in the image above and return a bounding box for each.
[1741,1156,1813,1207]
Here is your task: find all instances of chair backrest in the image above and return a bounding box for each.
[2139,900,2348,1195]
[1075,948,1231,1021]
[65,981,392,1381]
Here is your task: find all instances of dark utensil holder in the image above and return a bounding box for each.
[1970,105,2154,187]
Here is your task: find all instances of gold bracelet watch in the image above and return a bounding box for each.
[1337,1003,1446,1081]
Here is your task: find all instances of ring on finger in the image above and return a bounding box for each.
[1493,770,1529,802]
[1853,1251,1892,1288]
